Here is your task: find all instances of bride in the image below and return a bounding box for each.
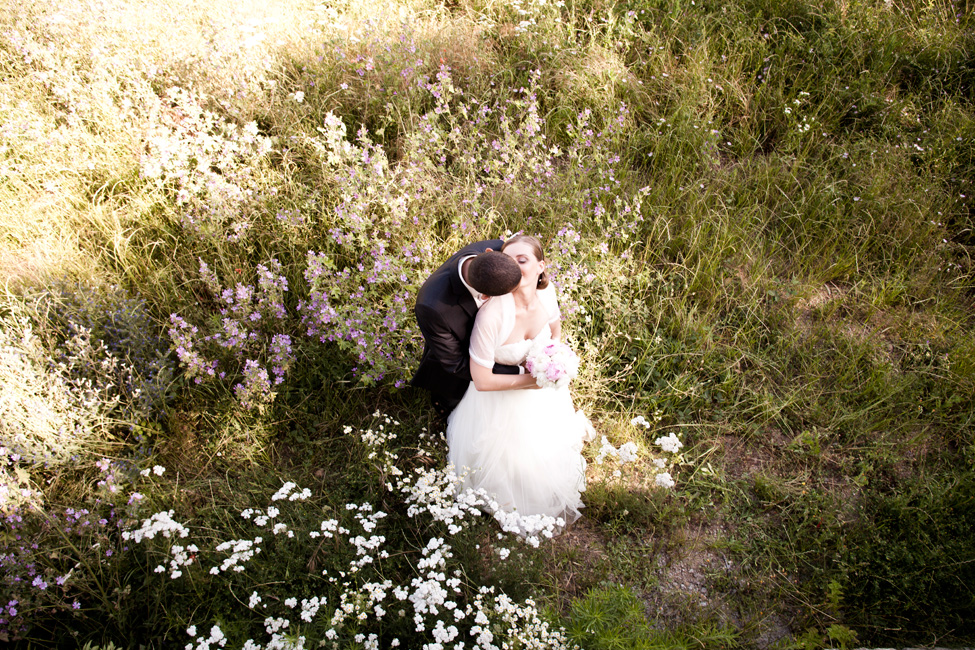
[446,235,589,536]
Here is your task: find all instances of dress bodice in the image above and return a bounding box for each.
[494,324,553,366]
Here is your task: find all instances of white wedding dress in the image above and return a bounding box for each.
[446,286,588,535]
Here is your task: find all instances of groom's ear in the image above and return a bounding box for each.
[485,247,493,252]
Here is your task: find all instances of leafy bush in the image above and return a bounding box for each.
[38,282,174,426]
[840,472,975,644]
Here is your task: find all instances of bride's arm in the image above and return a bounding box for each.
[470,359,539,391]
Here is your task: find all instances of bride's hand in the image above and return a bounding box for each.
[516,373,542,390]
[521,368,541,389]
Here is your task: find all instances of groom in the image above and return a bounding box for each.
[412,239,522,418]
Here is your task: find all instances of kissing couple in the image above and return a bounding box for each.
[412,236,592,536]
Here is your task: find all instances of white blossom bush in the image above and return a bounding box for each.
[140,86,273,241]
[121,413,579,649]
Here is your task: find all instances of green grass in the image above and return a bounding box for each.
[1,0,974,647]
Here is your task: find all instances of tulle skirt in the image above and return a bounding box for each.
[446,383,588,535]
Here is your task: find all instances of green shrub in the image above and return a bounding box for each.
[840,472,975,644]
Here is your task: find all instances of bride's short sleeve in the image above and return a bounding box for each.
[539,285,561,323]
[469,298,504,369]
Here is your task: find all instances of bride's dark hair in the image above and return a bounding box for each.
[501,235,549,289]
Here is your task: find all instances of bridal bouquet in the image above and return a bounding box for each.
[524,340,580,389]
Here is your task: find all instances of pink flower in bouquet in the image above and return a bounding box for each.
[546,366,565,382]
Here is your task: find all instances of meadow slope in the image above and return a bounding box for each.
[1,0,973,648]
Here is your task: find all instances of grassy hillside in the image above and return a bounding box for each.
[1,0,973,647]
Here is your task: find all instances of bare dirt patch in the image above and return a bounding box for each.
[644,516,794,648]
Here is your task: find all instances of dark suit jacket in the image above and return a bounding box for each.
[411,239,518,414]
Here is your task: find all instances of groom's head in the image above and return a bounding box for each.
[467,251,521,296]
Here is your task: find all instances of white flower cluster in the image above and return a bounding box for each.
[629,409,663,429]
[272,522,293,537]
[263,617,288,634]
[349,502,387,532]
[407,540,459,625]
[122,510,190,543]
[490,505,565,548]
[185,624,227,650]
[350,532,387,570]
[348,503,389,569]
[595,436,641,479]
[309,518,347,539]
[298,596,325,623]
[154,543,199,579]
[654,472,676,489]
[140,465,166,477]
[429,619,460,648]
[654,432,683,454]
[209,538,262,574]
[467,586,572,649]
[595,437,639,466]
[353,417,405,488]
[646,431,685,489]
[242,505,281,527]
[594,418,686,488]
[240,590,321,649]
[398,465,487,534]
[271,481,312,502]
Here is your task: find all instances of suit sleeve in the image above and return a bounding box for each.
[415,302,471,380]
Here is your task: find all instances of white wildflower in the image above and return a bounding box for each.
[123,511,189,543]
[654,432,683,454]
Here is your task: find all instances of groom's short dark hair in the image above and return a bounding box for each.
[468,251,521,296]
